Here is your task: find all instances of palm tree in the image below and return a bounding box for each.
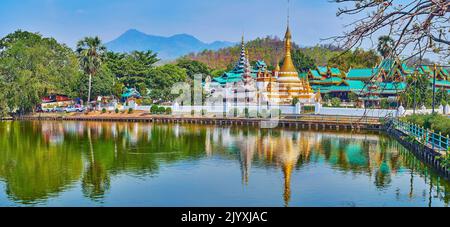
[377,36,395,59]
[76,37,106,109]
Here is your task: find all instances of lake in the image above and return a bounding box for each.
[0,121,448,207]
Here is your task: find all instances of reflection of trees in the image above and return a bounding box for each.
[0,121,82,204]
[81,128,110,200]
[0,121,208,204]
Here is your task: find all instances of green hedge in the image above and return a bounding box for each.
[403,113,450,136]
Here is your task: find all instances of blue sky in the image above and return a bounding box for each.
[0,0,355,48]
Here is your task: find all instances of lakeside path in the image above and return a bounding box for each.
[7,111,384,130]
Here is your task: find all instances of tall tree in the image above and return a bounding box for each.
[105,50,159,88]
[0,30,79,115]
[148,64,187,103]
[76,37,106,105]
[377,36,395,59]
[176,58,211,81]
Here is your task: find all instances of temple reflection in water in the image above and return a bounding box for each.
[0,121,448,206]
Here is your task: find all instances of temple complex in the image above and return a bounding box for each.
[207,21,317,106]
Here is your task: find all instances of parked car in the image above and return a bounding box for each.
[65,106,85,112]
[53,107,64,112]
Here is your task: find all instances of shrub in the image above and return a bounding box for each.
[158,106,166,114]
[244,108,249,118]
[128,108,133,114]
[292,97,299,106]
[102,108,107,114]
[228,108,239,117]
[150,105,159,114]
[141,98,153,106]
[165,107,172,115]
[331,97,341,107]
[201,109,207,116]
[380,99,390,109]
[115,108,119,114]
[191,110,195,116]
[303,105,315,113]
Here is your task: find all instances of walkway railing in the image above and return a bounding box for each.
[391,118,449,154]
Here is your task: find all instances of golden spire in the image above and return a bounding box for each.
[280,24,296,74]
[280,0,297,75]
[274,56,281,72]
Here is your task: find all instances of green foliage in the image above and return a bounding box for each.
[158,106,166,114]
[380,99,390,109]
[348,92,358,102]
[329,48,380,71]
[176,58,210,81]
[150,105,159,114]
[303,105,315,113]
[115,108,119,114]
[165,107,172,115]
[0,30,80,115]
[331,97,341,107]
[377,36,394,59]
[76,36,106,103]
[292,97,299,105]
[141,98,153,106]
[184,36,380,74]
[148,64,187,103]
[244,108,249,118]
[74,64,114,101]
[127,108,133,114]
[229,108,239,117]
[105,50,159,89]
[400,75,433,108]
[102,108,106,114]
[436,154,450,168]
[404,113,450,136]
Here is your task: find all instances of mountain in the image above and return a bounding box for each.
[106,29,236,60]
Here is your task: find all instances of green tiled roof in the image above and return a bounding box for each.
[317,66,328,75]
[299,72,308,79]
[345,80,365,90]
[309,70,322,79]
[311,79,365,94]
[330,68,341,76]
[378,82,407,91]
[310,77,343,84]
[347,68,379,79]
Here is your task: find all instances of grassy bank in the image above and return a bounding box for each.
[403,113,450,136]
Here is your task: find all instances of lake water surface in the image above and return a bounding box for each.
[0,121,448,207]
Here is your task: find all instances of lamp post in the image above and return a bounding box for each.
[413,71,417,115]
[417,63,450,115]
[432,64,437,114]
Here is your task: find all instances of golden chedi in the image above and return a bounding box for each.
[266,24,315,105]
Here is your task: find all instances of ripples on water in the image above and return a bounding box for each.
[0,120,448,207]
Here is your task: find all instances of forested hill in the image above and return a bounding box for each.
[183,36,381,71]
[184,36,289,70]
